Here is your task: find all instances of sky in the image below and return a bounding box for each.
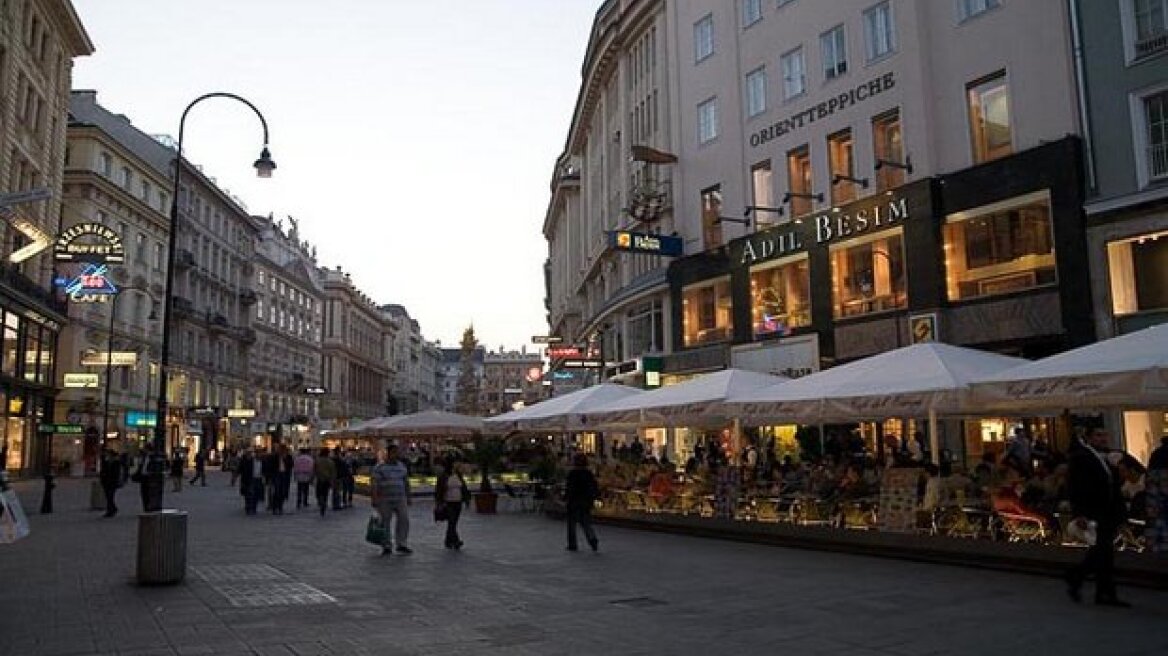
[69,0,600,352]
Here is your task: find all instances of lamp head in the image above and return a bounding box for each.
[254,147,277,178]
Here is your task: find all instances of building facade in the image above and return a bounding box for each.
[249,214,324,449]
[481,348,549,417]
[546,0,1100,462]
[438,346,483,413]
[318,267,395,429]
[57,91,170,473]
[381,304,443,415]
[1075,0,1168,463]
[0,0,91,475]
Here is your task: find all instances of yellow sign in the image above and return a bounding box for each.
[64,373,100,388]
[910,313,937,344]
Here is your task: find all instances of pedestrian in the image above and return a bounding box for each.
[342,451,357,508]
[371,444,412,555]
[239,448,264,515]
[314,447,336,517]
[331,447,348,510]
[564,453,600,552]
[133,443,167,512]
[189,450,207,486]
[169,451,184,492]
[1065,427,1131,607]
[98,448,123,517]
[1146,435,1168,553]
[293,448,314,510]
[227,449,241,486]
[435,455,470,550]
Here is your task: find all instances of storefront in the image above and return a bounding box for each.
[0,293,63,478]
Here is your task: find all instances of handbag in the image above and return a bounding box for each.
[433,502,449,522]
[365,515,388,545]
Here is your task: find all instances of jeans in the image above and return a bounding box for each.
[376,499,410,547]
[1069,519,1119,599]
[566,505,597,550]
[244,479,264,515]
[342,477,355,507]
[316,481,331,516]
[296,481,311,508]
[102,482,118,516]
[444,501,463,547]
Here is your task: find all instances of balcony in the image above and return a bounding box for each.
[171,296,196,317]
[234,327,257,344]
[1150,142,1168,181]
[175,248,196,268]
[207,312,229,333]
[1136,31,1168,60]
[239,289,258,305]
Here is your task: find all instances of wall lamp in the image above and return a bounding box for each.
[832,173,869,189]
[874,155,913,174]
[713,215,751,228]
[744,205,785,219]
[782,191,824,204]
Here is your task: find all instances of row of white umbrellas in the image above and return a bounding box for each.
[331,323,1168,446]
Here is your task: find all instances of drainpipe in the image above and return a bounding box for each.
[1068,0,1097,191]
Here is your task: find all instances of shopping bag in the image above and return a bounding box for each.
[0,489,30,544]
[365,515,388,545]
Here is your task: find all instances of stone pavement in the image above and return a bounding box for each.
[2,471,1166,656]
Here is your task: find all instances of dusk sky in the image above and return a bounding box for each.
[70,0,599,351]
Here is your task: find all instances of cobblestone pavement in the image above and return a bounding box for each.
[2,471,1166,656]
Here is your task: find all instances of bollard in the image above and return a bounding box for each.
[136,510,187,585]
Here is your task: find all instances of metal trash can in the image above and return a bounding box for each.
[136,510,187,585]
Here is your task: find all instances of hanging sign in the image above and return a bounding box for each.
[61,263,118,302]
[54,223,125,263]
[126,411,157,427]
[63,373,100,388]
[608,230,684,257]
[80,351,138,367]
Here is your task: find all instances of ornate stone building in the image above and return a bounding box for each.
[318,267,395,429]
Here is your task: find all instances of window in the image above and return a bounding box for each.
[745,67,767,118]
[694,14,714,62]
[786,146,814,217]
[831,231,908,317]
[828,129,856,205]
[821,25,848,80]
[873,109,905,191]
[701,186,724,250]
[780,47,806,100]
[1107,229,1168,318]
[121,166,132,188]
[698,97,719,144]
[1134,0,1168,58]
[864,2,896,61]
[957,0,1000,22]
[751,161,779,226]
[751,255,811,337]
[742,0,762,27]
[967,71,1012,163]
[99,152,112,177]
[1143,88,1168,181]
[136,232,146,264]
[942,191,1056,301]
[682,277,733,347]
[154,243,164,270]
[140,180,150,202]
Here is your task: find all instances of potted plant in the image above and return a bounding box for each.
[469,434,508,514]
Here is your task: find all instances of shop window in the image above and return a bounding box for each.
[942,191,1056,301]
[682,277,733,347]
[830,231,907,318]
[2,312,19,377]
[750,255,811,337]
[828,129,856,205]
[872,109,904,191]
[786,145,813,217]
[701,185,724,250]
[967,71,1012,164]
[1107,229,1168,318]
[820,25,848,80]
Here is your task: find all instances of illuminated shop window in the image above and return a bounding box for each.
[872,109,904,191]
[967,71,1012,164]
[750,255,811,337]
[828,129,856,205]
[942,190,1056,301]
[786,145,813,217]
[830,231,907,318]
[1107,229,1168,317]
[682,277,733,347]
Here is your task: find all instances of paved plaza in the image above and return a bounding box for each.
[2,471,1166,656]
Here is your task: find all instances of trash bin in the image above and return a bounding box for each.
[136,510,187,585]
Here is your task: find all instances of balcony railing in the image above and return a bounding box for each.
[175,248,196,268]
[1150,142,1168,180]
[239,289,258,305]
[1136,31,1168,60]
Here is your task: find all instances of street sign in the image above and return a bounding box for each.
[305,386,327,395]
[63,373,100,388]
[531,335,564,344]
[126,411,157,427]
[227,408,257,418]
[37,423,84,435]
[5,213,53,263]
[560,359,604,369]
[80,351,138,367]
[608,230,684,257]
[0,187,51,207]
[547,346,584,359]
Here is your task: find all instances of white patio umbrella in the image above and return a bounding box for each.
[369,409,485,438]
[726,342,1030,464]
[483,383,645,432]
[582,368,787,427]
[971,322,1168,412]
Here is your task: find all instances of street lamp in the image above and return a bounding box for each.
[101,287,158,449]
[154,92,275,456]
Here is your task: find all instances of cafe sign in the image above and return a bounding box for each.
[608,230,684,257]
[54,222,125,263]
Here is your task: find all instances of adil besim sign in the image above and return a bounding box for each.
[736,195,909,266]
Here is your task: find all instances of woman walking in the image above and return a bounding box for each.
[435,455,470,549]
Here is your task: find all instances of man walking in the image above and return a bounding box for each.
[314,447,336,517]
[565,453,600,552]
[371,445,412,555]
[189,450,207,486]
[293,448,314,510]
[99,448,123,517]
[1065,427,1130,607]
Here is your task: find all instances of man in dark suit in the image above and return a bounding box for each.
[1065,427,1130,607]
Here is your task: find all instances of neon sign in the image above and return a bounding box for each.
[62,263,118,303]
[54,223,125,263]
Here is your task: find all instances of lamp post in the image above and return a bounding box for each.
[101,287,158,449]
[154,93,275,457]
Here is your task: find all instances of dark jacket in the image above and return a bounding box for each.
[565,467,599,511]
[1067,440,1125,525]
[239,455,259,494]
[99,455,123,487]
[1149,440,1168,471]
